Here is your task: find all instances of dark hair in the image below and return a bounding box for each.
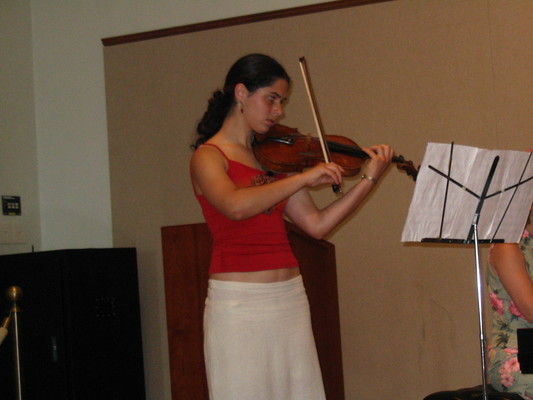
[193,54,291,149]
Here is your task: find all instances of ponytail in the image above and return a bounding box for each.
[193,89,234,149]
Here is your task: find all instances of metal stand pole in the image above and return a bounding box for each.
[6,286,24,400]
[472,215,488,400]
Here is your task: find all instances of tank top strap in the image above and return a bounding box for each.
[202,143,230,161]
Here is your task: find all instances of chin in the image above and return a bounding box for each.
[255,124,272,134]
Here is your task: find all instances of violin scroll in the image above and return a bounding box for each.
[392,155,419,182]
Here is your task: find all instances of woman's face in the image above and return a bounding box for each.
[241,78,289,134]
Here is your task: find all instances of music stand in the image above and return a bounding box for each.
[402,143,533,400]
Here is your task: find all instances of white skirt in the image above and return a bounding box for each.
[203,275,326,400]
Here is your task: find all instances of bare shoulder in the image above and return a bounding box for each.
[190,144,227,171]
[490,243,525,271]
[190,144,231,196]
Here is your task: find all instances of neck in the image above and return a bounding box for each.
[217,113,254,148]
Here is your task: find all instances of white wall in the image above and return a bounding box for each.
[0,1,40,255]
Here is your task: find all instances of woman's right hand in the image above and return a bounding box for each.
[301,162,345,188]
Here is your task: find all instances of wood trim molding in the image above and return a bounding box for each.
[101,0,394,46]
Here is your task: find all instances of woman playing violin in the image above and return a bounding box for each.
[190,53,394,400]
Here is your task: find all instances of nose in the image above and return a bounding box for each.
[273,102,284,117]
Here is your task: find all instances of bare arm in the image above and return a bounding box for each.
[190,145,344,220]
[284,144,393,239]
[491,243,533,322]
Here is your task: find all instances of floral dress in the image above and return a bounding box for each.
[487,229,533,399]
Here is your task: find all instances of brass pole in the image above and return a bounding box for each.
[6,286,23,400]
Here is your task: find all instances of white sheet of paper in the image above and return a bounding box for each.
[401,143,533,243]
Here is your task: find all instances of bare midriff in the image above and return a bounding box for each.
[210,267,301,283]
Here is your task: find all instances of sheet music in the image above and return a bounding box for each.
[401,143,533,243]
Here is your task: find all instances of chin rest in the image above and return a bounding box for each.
[424,385,524,400]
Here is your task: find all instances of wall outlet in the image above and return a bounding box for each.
[0,223,12,244]
[0,222,26,244]
[12,223,26,243]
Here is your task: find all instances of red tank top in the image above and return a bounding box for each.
[195,144,299,274]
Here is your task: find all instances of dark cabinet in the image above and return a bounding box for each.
[0,248,146,400]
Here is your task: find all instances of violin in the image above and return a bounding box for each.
[253,57,418,189]
[253,124,419,181]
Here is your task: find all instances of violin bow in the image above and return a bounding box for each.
[298,57,343,195]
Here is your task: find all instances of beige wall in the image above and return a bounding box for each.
[105,1,533,399]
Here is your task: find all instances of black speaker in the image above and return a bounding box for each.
[518,328,533,374]
[0,248,146,400]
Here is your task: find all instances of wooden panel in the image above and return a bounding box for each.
[161,222,344,400]
[161,224,211,400]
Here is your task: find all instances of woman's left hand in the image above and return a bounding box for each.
[360,144,394,180]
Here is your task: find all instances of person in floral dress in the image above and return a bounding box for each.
[488,202,533,398]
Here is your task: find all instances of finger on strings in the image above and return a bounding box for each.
[360,146,379,159]
[365,145,393,161]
